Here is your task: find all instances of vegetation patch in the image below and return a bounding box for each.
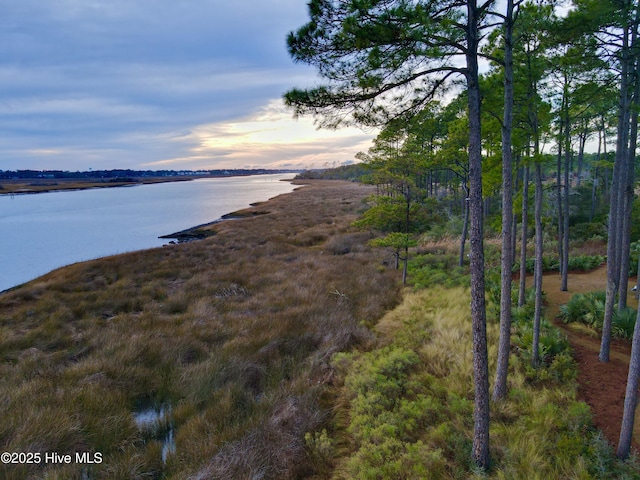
[513,255,605,274]
[0,181,401,479]
[560,291,637,339]
[317,287,639,479]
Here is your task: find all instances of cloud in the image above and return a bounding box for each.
[143,100,376,170]
[0,1,374,171]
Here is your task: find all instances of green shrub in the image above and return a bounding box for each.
[513,255,604,274]
[569,222,607,241]
[613,307,637,339]
[513,324,569,367]
[568,255,605,271]
[560,291,636,338]
[335,346,455,478]
[408,254,469,289]
[539,328,570,361]
[549,351,578,383]
[559,291,605,328]
[421,216,465,242]
[305,429,334,475]
[345,439,446,480]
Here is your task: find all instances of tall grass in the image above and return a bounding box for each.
[324,287,640,479]
[0,180,401,479]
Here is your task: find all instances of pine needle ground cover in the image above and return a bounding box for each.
[0,180,401,479]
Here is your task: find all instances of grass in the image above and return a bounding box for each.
[0,180,401,479]
[3,178,636,479]
[322,287,640,479]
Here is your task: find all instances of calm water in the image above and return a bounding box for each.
[0,174,296,292]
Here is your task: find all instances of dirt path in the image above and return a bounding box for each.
[536,266,639,452]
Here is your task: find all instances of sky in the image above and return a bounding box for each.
[0,0,376,171]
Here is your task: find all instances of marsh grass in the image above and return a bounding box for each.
[0,180,401,479]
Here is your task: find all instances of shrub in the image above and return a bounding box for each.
[568,255,605,271]
[549,351,578,383]
[305,429,334,475]
[560,291,636,338]
[334,346,454,479]
[408,254,469,289]
[420,215,464,242]
[513,255,604,274]
[613,307,637,339]
[559,291,605,328]
[570,222,607,241]
[333,287,628,479]
[512,322,570,367]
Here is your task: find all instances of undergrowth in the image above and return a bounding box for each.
[560,291,637,339]
[512,254,605,274]
[312,287,640,479]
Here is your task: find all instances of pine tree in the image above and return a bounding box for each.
[284,0,495,469]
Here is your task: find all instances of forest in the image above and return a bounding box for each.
[285,0,640,471]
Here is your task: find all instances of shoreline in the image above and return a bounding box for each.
[0,179,401,479]
[159,181,307,243]
[0,175,195,195]
[0,172,299,196]
[0,175,300,293]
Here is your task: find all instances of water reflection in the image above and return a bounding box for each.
[0,174,295,291]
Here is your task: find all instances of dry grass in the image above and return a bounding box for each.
[0,180,402,479]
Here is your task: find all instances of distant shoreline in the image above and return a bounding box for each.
[0,171,300,195]
[160,181,306,243]
[0,174,299,293]
[0,176,193,195]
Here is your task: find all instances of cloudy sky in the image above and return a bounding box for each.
[0,0,375,171]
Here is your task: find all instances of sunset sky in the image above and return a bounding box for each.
[0,0,375,171]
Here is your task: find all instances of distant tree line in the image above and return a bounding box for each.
[295,164,369,181]
[0,169,299,180]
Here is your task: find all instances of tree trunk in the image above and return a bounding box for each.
[591,130,601,222]
[533,162,544,367]
[617,58,640,310]
[467,0,490,470]
[512,156,520,263]
[402,247,408,285]
[459,185,470,267]
[556,121,565,290]
[617,3,640,457]
[576,130,586,188]
[562,89,570,292]
[494,0,515,402]
[602,14,634,362]
[618,257,640,459]
[519,164,530,307]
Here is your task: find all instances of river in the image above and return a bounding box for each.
[0,174,296,292]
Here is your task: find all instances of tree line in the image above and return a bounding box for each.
[0,169,299,179]
[285,0,640,470]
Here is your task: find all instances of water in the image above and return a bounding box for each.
[0,174,296,292]
[133,404,176,463]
